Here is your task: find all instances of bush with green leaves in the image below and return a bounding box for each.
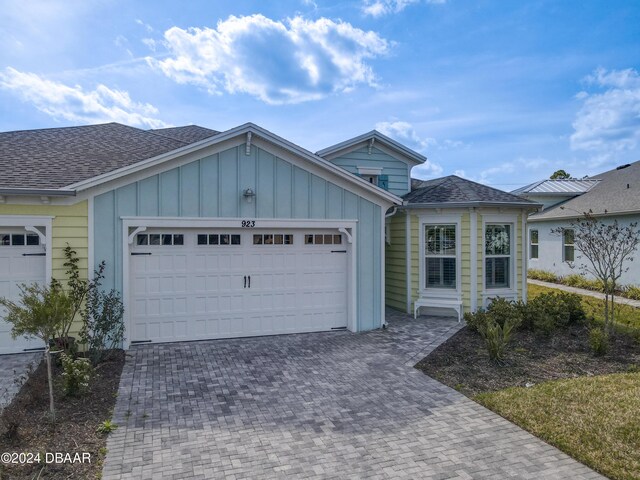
[477,316,521,364]
[60,352,93,397]
[624,285,640,300]
[527,269,560,283]
[563,274,603,291]
[464,299,522,362]
[80,287,124,366]
[589,327,609,356]
[520,292,585,333]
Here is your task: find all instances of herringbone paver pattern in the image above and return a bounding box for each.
[103,310,603,479]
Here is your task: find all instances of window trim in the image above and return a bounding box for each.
[482,214,517,295]
[563,228,575,263]
[529,228,539,259]
[418,214,462,297]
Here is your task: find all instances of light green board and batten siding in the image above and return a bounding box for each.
[386,208,527,315]
[94,144,384,332]
[329,146,410,197]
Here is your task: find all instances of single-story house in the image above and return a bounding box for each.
[514,161,640,286]
[0,122,536,354]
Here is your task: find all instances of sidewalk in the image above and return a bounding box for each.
[528,279,640,308]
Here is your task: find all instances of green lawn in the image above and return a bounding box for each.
[476,372,640,480]
[528,283,640,332]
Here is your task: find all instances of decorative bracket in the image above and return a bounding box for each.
[128,226,147,245]
[368,137,375,155]
[24,225,46,246]
[338,227,353,244]
[245,132,252,156]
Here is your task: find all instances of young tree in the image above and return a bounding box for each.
[552,211,640,332]
[550,169,571,179]
[0,282,73,420]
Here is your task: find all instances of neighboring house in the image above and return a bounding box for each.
[385,176,539,320]
[0,122,536,354]
[514,161,640,286]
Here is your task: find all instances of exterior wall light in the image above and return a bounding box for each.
[243,188,256,203]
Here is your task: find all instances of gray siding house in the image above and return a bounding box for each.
[514,161,640,287]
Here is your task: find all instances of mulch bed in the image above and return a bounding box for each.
[0,351,125,479]
[416,324,640,397]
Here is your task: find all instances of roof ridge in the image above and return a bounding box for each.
[0,122,131,135]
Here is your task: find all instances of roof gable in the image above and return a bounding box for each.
[316,130,426,167]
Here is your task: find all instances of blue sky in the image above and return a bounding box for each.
[0,0,638,189]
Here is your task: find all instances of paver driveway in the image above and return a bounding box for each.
[103,310,603,479]
[0,352,41,411]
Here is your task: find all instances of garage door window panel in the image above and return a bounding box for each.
[254,233,294,245]
[304,234,342,245]
[197,234,241,246]
[0,233,40,247]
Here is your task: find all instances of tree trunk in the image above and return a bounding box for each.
[45,346,55,421]
[604,292,609,331]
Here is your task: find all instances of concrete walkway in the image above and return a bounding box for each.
[528,278,640,308]
[103,310,603,479]
[0,352,41,411]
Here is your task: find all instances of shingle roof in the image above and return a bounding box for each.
[0,123,219,190]
[404,175,538,206]
[530,161,640,220]
[512,178,600,195]
[148,125,219,144]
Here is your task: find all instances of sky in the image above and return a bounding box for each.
[0,0,638,190]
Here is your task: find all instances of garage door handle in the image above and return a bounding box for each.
[331,250,347,253]
[244,275,247,288]
[22,253,46,256]
[248,275,251,288]
[131,252,152,256]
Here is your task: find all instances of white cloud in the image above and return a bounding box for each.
[375,121,443,176]
[0,67,169,128]
[570,67,640,154]
[149,14,390,105]
[142,38,157,51]
[135,19,154,33]
[362,0,445,17]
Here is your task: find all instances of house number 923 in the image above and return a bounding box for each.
[241,220,256,228]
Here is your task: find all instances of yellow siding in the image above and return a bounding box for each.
[0,201,88,281]
[410,213,419,310]
[385,211,407,311]
[0,201,89,336]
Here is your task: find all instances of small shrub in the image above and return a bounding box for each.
[80,287,125,366]
[477,316,520,363]
[563,274,603,291]
[486,298,523,328]
[96,419,118,435]
[589,327,609,356]
[521,292,586,334]
[624,285,640,300]
[60,353,93,397]
[463,309,489,333]
[527,269,559,283]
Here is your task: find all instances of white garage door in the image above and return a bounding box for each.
[129,229,348,343]
[0,231,46,354]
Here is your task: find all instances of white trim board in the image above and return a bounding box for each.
[0,215,53,282]
[120,217,359,349]
[481,213,519,306]
[64,123,402,207]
